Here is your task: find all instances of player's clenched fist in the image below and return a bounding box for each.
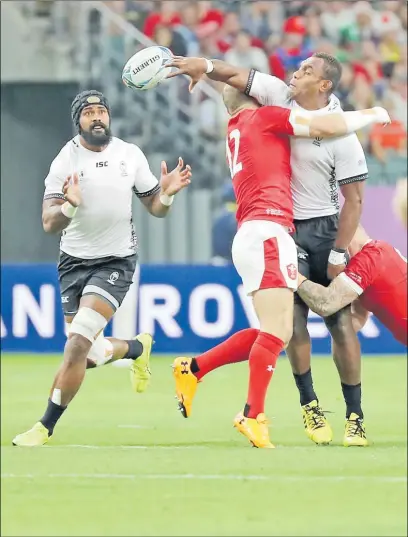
[62,173,82,207]
[160,157,192,196]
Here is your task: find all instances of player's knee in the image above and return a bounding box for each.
[65,333,92,364]
[291,310,309,345]
[69,307,108,343]
[325,307,353,343]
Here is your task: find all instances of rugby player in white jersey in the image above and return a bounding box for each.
[13,90,192,447]
[168,53,380,446]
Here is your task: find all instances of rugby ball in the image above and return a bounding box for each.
[122,46,173,91]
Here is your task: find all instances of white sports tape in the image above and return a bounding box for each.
[61,202,78,219]
[87,332,114,367]
[69,307,108,343]
[289,110,311,137]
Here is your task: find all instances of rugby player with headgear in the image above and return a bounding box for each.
[13,90,192,447]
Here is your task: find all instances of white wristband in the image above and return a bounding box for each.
[204,58,214,74]
[61,201,78,219]
[159,193,174,207]
[328,249,347,265]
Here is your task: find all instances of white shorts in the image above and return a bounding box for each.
[232,220,298,295]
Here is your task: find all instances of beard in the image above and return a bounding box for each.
[80,122,112,147]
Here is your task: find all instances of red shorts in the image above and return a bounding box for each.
[232,220,298,295]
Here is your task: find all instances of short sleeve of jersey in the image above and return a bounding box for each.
[43,150,68,202]
[339,247,380,295]
[257,106,294,135]
[333,134,368,186]
[131,145,160,198]
[245,70,290,107]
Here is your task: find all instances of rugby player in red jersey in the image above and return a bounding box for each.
[297,225,407,348]
[172,87,391,448]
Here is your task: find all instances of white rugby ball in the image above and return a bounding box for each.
[122,46,173,91]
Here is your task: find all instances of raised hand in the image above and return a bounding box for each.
[166,56,208,93]
[62,173,82,207]
[160,157,192,196]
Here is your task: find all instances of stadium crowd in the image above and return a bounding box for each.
[111,0,408,158]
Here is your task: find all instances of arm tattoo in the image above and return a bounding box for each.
[297,278,359,317]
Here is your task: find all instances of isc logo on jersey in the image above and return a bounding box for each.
[122,46,173,91]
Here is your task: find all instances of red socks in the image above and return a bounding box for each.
[193,328,259,381]
[244,332,284,419]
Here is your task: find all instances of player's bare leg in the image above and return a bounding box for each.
[234,287,293,449]
[12,295,114,446]
[325,307,368,447]
[287,301,333,445]
[56,322,153,393]
[173,328,259,418]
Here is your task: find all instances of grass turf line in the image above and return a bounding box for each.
[1,354,407,537]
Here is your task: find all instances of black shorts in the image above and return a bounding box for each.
[58,251,138,316]
[293,214,339,291]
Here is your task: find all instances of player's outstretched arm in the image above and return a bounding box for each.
[297,274,358,318]
[291,107,391,138]
[42,173,81,233]
[140,158,192,218]
[167,56,250,93]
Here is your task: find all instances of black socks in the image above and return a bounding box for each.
[293,369,318,406]
[190,358,200,374]
[342,383,363,418]
[40,399,67,436]
[124,339,143,360]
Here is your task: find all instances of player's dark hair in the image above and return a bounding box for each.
[312,52,342,94]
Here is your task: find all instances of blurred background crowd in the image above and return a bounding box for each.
[2,0,407,265]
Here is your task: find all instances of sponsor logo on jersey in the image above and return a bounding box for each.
[107,272,119,285]
[61,296,69,303]
[286,263,297,280]
[313,137,323,147]
[96,161,108,168]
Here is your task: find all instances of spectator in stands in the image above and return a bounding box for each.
[211,182,237,265]
[143,1,180,39]
[216,11,242,54]
[197,1,224,35]
[153,24,187,56]
[173,2,200,56]
[370,114,407,164]
[224,30,270,73]
[383,62,407,129]
[273,16,312,74]
[241,1,284,41]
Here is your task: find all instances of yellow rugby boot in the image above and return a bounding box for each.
[12,422,50,447]
[172,357,199,418]
[130,333,153,393]
[233,412,275,449]
[301,400,333,445]
[343,413,369,447]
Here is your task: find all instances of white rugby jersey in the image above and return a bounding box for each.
[44,136,160,259]
[246,71,368,220]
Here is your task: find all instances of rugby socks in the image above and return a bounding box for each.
[124,339,143,360]
[293,369,318,406]
[244,332,283,419]
[342,382,363,418]
[190,328,259,381]
[40,399,67,436]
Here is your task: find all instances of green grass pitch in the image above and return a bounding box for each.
[1,353,407,536]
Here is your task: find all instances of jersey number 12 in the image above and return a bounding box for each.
[226,129,243,179]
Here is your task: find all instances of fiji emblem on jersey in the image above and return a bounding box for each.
[120,161,128,177]
[286,263,297,280]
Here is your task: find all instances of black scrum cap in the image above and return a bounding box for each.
[71,90,110,131]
